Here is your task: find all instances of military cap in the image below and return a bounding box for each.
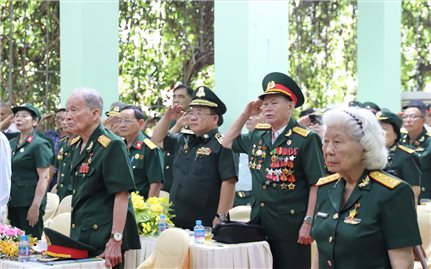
[349,100,362,107]
[105,102,127,117]
[44,228,96,259]
[12,103,41,119]
[402,99,426,113]
[190,86,227,126]
[361,101,381,113]
[259,72,304,107]
[376,110,402,140]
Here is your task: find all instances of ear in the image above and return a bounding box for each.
[212,114,219,125]
[92,108,101,120]
[137,119,146,128]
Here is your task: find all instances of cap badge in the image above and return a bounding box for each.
[196,87,206,97]
[266,81,276,90]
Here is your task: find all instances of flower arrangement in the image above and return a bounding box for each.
[0,223,36,258]
[131,192,174,236]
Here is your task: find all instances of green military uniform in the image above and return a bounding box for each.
[8,129,52,238]
[400,128,431,200]
[55,136,74,201]
[311,171,422,269]
[128,132,164,199]
[385,144,421,187]
[232,121,325,269]
[162,120,176,192]
[69,124,140,256]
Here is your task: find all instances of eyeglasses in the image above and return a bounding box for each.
[115,118,137,124]
[402,114,423,120]
[186,111,215,118]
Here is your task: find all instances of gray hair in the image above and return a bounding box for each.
[71,87,103,111]
[322,106,388,170]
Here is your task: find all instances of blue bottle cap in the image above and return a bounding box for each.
[20,235,28,241]
[195,220,202,225]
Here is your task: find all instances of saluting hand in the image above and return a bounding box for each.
[165,104,184,121]
[101,239,122,268]
[244,100,263,117]
[297,222,314,245]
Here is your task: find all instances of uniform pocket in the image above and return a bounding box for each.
[81,216,112,253]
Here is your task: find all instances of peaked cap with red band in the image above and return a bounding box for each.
[44,228,96,259]
[259,72,304,108]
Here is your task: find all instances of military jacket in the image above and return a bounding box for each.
[400,128,431,199]
[384,144,421,187]
[162,120,177,192]
[9,129,52,208]
[54,136,73,200]
[311,170,421,269]
[232,119,325,240]
[164,128,238,229]
[128,132,164,199]
[69,124,140,255]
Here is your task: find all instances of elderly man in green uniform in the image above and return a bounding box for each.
[9,104,52,238]
[65,88,140,269]
[400,100,431,202]
[377,110,421,204]
[222,72,325,269]
[118,105,163,198]
[152,86,237,229]
[54,114,75,201]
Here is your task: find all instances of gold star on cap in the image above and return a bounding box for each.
[196,87,206,97]
[266,81,276,90]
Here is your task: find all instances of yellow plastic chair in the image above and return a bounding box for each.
[43,193,60,223]
[137,228,190,269]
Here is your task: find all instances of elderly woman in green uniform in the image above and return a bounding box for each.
[8,103,52,238]
[223,72,325,269]
[312,107,422,268]
[377,110,422,204]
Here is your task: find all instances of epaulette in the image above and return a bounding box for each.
[215,133,224,144]
[143,138,157,150]
[398,145,415,154]
[70,136,81,146]
[180,128,194,135]
[97,135,111,148]
[369,171,401,189]
[255,123,271,130]
[400,128,408,134]
[59,136,68,143]
[316,173,340,186]
[292,126,310,137]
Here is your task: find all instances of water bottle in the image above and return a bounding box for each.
[157,214,168,235]
[194,220,205,244]
[18,235,31,262]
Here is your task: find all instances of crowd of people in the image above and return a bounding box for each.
[0,72,428,268]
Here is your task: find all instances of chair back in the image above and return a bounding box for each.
[137,228,190,269]
[159,190,170,200]
[50,184,58,194]
[229,205,251,222]
[55,195,72,217]
[43,193,60,222]
[48,212,71,236]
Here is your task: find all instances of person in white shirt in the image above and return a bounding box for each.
[0,131,11,223]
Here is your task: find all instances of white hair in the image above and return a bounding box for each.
[322,106,388,170]
[71,87,103,111]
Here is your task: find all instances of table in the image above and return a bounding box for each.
[125,235,273,269]
[0,257,107,269]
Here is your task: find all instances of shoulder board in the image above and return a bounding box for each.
[59,136,68,143]
[398,145,415,154]
[255,123,271,130]
[400,128,407,134]
[292,126,310,137]
[215,133,224,144]
[143,138,157,150]
[316,173,340,186]
[369,171,401,189]
[70,136,81,146]
[97,135,111,148]
[180,128,194,135]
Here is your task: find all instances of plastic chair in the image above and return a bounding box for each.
[159,190,170,200]
[54,195,72,217]
[228,205,251,222]
[48,212,71,236]
[43,193,60,223]
[137,228,190,269]
[50,183,58,194]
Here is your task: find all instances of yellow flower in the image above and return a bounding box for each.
[150,204,163,214]
[146,197,158,205]
[159,197,169,203]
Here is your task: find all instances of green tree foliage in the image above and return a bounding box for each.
[0,0,60,115]
[401,0,431,92]
[288,1,357,110]
[118,0,214,116]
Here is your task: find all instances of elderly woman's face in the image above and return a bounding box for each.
[322,126,365,175]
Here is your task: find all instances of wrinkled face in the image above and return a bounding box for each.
[173,88,192,110]
[187,106,218,136]
[261,95,294,127]
[322,125,365,175]
[65,94,99,135]
[402,107,425,133]
[118,109,142,138]
[14,110,37,132]
[380,122,397,147]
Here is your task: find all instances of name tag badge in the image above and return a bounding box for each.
[196,147,211,156]
[316,212,328,219]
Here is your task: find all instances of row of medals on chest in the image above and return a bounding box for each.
[250,139,298,190]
